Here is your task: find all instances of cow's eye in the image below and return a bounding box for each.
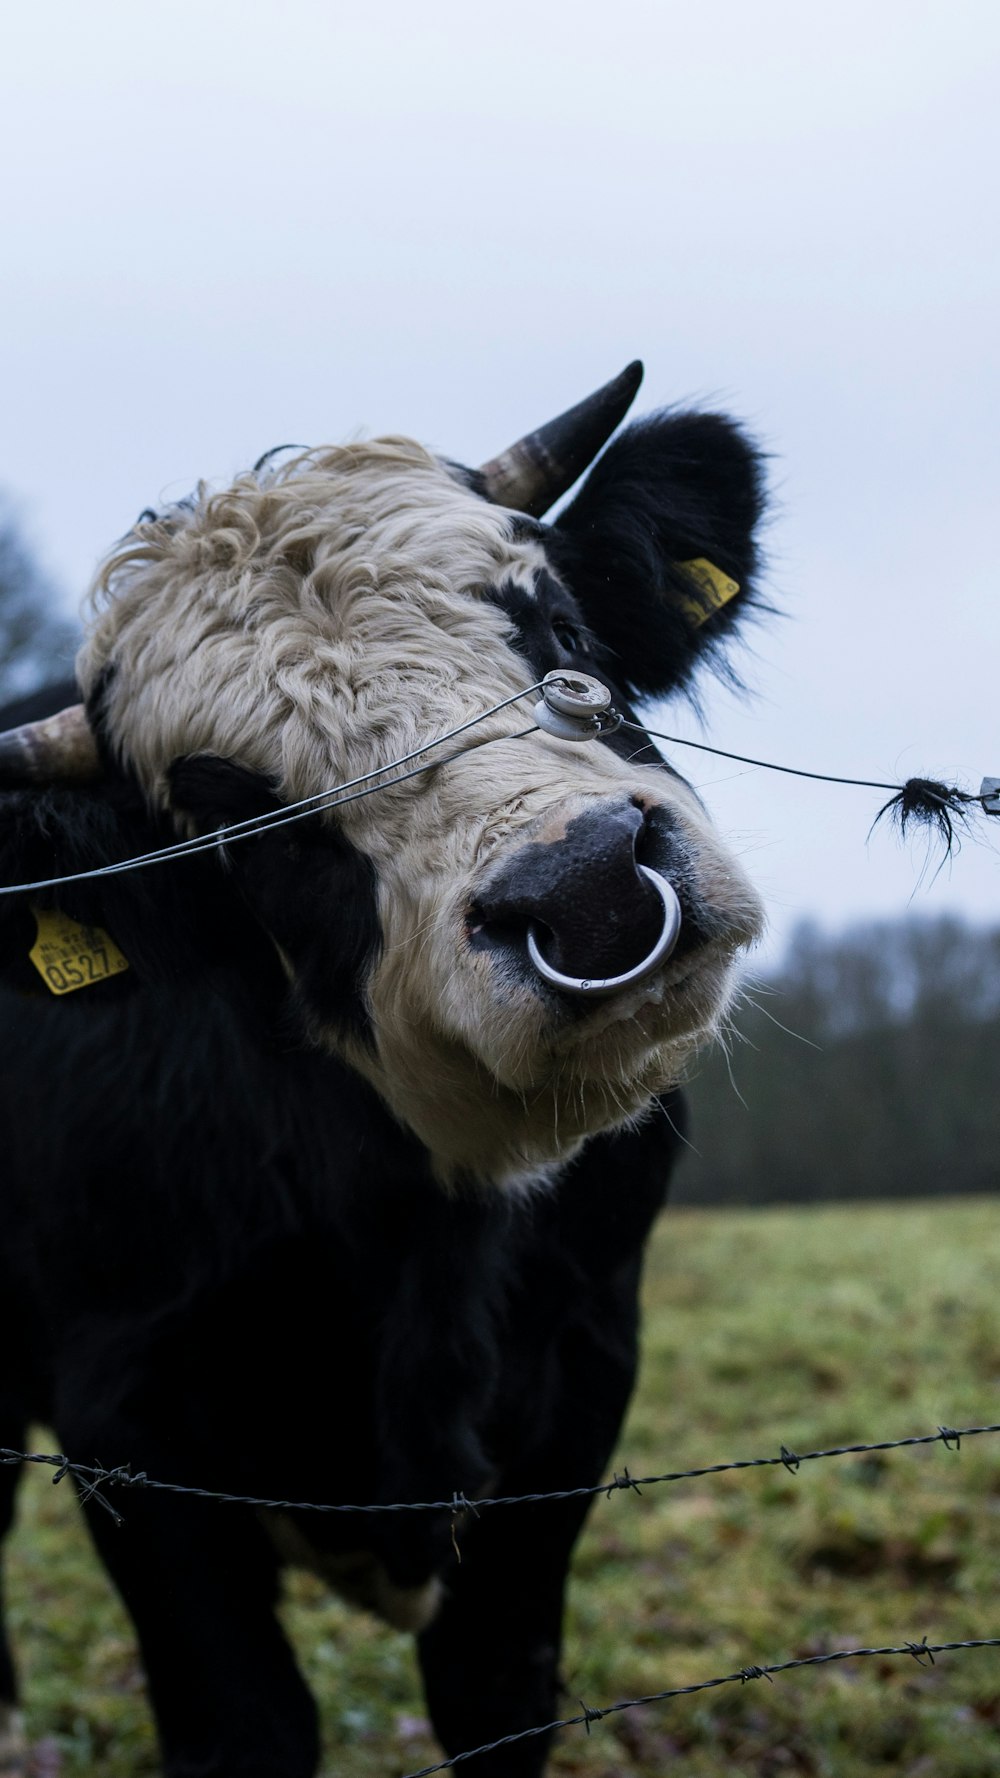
[551,618,583,654]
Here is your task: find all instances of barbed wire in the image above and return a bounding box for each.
[3,1436,996,1763]
[398,1636,1000,1777]
[2,1420,996,1530]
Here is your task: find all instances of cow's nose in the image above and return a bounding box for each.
[470,801,683,992]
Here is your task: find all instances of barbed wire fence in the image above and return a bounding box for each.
[3,1418,999,1526]
[398,1639,1000,1778]
[4,1418,998,1768]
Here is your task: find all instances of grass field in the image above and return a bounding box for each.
[6,1198,1000,1776]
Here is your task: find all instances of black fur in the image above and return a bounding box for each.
[0,775,284,1015]
[486,565,693,780]
[485,569,607,685]
[168,754,382,1047]
[548,410,768,700]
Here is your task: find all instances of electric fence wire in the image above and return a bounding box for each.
[2,681,995,899]
[0,683,547,897]
[620,718,995,853]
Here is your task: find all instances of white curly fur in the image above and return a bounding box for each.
[78,442,763,1185]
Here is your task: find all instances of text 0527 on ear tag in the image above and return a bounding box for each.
[29,907,130,995]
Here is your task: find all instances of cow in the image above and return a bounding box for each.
[0,362,767,1777]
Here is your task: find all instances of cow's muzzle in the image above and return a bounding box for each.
[526,864,681,998]
[468,798,687,998]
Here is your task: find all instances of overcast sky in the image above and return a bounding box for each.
[2,0,998,955]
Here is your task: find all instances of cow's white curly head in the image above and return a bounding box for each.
[67,374,768,1186]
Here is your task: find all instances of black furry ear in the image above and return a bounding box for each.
[548,411,768,700]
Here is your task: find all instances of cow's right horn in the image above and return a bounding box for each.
[0,704,101,785]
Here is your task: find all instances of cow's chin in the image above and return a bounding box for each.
[349,943,740,1190]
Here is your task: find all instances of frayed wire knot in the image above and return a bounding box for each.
[450,1490,479,1518]
[577,1699,604,1733]
[76,1473,125,1525]
[870,779,973,857]
[448,1493,478,1565]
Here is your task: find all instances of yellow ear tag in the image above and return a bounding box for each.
[677,558,741,628]
[29,907,130,996]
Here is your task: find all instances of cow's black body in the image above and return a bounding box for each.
[0,682,681,1778]
[0,389,767,1775]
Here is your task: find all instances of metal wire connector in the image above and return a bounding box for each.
[533,671,622,741]
[979,777,1000,814]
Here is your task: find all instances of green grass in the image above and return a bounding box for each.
[7,1198,1000,1776]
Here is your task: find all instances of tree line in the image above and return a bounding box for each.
[678,916,1000,1205]
[0,498,77,705]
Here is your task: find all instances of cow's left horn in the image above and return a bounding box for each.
[0,704,101,785]
[478,361,644,518]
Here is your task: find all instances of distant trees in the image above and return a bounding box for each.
[678,917,1000,1205]
[0,500,77,702]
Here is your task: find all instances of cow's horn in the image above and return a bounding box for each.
[0,704,101,785]
[478,361,644,518]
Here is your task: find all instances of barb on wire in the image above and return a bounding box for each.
[2,1420,996,1523]
[398,1637,1000,1776]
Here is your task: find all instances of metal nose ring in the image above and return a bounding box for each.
[526,867,683,999]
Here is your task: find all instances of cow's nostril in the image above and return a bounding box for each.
[526,866,682,998]
[470,800,690,994]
